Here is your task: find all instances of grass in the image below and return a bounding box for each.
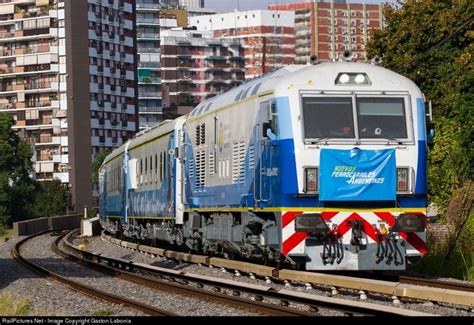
[408,246,473,280]
[0,227,12,245]
[408,217,473,281]
[0,293,31,316]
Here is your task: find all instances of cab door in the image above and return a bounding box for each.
[254,96,276,206]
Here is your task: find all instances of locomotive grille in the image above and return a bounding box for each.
[195,149,206,189]
[232,140,246,184]
[248,144,255,170]
[209,151,215,175]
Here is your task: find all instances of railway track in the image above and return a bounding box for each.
[56,232,315,316]
[11,230,176,316]
[62,230,431,316]
[398,276,474,293]
[100,231,474,309]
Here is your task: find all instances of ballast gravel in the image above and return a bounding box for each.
[75,234,473,317]
[0,236,144,316]
[16,233,262,317]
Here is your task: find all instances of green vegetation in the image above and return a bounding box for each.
[0,226,12,243]
[91,149,112,189]
[0,113,37,225]
[0,294,31,316]
[31,179,69,218]
[367,0,473,280]
[0,113,70,228]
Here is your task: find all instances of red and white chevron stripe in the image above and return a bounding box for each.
[281,211,426,257]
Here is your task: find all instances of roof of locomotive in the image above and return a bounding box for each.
[187,61,422,120]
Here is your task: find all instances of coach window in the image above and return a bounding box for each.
[149,155,153,183]
[164,152,167,178]
[302,97,354,139]
[270,100,278,136]
[155,153,158,183]
[144,156,148,184]
[160,152,163,182]
[356,98,407,139]
[139,158,143,185]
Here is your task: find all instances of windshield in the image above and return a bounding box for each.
[302,96,409,141]
[302,97,354,139]
[357,98,407,139]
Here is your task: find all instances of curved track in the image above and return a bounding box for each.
[101,232,474,308]
[64,230,432,316]
[12,230,175,316]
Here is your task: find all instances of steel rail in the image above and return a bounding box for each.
[100,232,472,308]
[11,230,176,316]
[57,233,316,316]
[398,276,474,293]
[65,231,429,316]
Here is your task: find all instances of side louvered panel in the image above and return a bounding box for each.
[189,158,195,179]
[238,141,245,183]
[248,144,255,170]
[195,149,206,189]
[232,141,246,184]
[209,151,215,175]
[232,142,240,183]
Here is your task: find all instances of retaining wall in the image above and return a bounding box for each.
[13,214,82,236]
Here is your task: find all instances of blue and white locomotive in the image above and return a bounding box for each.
[100,56,431,270]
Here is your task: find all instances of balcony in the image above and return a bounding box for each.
[0,31,14,38]
[138,76,160,84]
[137,32,159,39]
[139,106,162,113]
[177,77,193,83]
[137,18,159,25]
[137,47,160,53]
[139,91,160,98]
[25,81,52,90]
[138,62,160,68]
[136,3,160,10]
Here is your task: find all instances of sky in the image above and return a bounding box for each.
[205,0,386,13]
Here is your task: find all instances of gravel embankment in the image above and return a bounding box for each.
[0,236,144,316]
[76,234,473,317]
[12,233,263,316]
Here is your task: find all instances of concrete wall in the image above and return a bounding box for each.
[13,214,82,236]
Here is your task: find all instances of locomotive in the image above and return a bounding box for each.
[99,55,432,270]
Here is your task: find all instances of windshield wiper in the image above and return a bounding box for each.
[376,136,404,145]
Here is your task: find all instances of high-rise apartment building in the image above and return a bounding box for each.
[189,10,295,80]
[161,28,245,115]
[178,0,215,17]
[269,1,383,62]
[136,0,161,130]
[136,0,189,130]
[0,0,137,211]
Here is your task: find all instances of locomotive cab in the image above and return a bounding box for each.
[276,62,428,270]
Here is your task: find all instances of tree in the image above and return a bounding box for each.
[31,180,69,218]
[367,0,473,270]
[91,148,112,189]
[367,0,473,210]
[0,113,36,224]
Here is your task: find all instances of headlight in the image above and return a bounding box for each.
[335,72,371,85]
[355,74,366,84]
[338,73,350,84]
[295,213,329,234]
[304,167,318,193]
[391,214,425,233]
